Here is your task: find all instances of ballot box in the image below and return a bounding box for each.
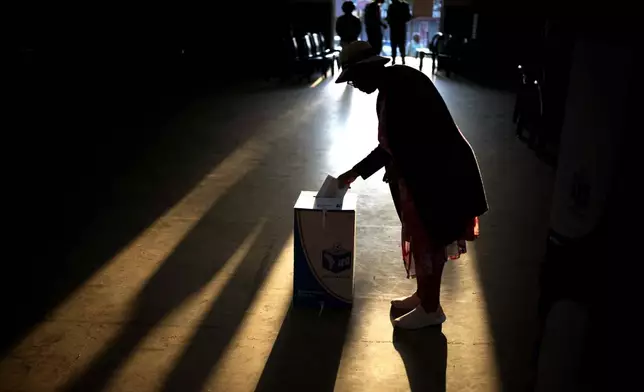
[293,190,357,307]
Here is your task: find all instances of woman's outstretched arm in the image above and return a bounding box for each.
[337,145,390,188]
[352,145,390,179]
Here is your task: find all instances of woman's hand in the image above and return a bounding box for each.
[337,170,358,189]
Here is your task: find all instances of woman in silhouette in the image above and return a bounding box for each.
[336,41,488,329]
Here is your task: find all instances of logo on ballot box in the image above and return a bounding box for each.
[322,243,352,273]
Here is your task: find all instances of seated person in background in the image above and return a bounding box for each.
[407,33,423,58]
[336,1,362,48]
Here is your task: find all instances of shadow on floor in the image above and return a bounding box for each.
[431,78,556,391]
[254,305,351,392]
[3,85,262,356]
[392,324,447,392]
[3,78,311,359]
[58,148,305,391]
[53,73,329,391]
[472,198,551,391]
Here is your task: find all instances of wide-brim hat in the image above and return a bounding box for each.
[336,41,390,83]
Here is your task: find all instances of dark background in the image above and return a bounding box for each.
[6,0,636,364]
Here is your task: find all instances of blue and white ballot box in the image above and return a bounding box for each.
[293,180,357,308]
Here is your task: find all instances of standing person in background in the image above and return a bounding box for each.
[364,0,387,55]
[336,1,362,49]
[387,0,412,64]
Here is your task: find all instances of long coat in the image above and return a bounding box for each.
[353,65,488,246]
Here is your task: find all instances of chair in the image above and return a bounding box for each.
[309,33,322,57]
[300,34,333,78]
[514,65,544,149]
[417,32,444,72]
[437,34,461,77]
[317,33,341,70]
[416,47,431,71]
[318,33,340,54]
[285,36,316,82]
[311,33,337,76]
[512,65,525,123]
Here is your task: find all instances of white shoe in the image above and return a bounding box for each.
[391,293,421,310]
[394,305,446,329]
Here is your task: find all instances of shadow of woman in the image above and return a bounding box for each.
[393,325,448,392]
[253,305,351,392]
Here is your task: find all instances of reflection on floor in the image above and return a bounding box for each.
[0,63,553,391]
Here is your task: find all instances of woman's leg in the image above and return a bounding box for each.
[394,258,446,329]
[416,260,445,313]
[391,291,419,309]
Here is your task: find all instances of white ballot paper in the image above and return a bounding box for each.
[315,175,348,210]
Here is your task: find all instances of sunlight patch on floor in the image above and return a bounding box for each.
[0,95,321,391]
[101,219,268,391]
[0,69,512,392]
[442,244,500,391]
[200,235,294,391]
[333,243,500,391]
[55,131,273,318]
[310,75,326,88]
[0,139,270,391]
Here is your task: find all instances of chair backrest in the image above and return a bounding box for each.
[291,37,301,61]
[429,32,443,51]
[311,33,322,56]
[520,78,543,120]
[302,35,314,58]
[318,33,328,51]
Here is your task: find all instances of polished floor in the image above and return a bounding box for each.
[0,61,554,391]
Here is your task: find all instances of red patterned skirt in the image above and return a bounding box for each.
[399,179,480,278]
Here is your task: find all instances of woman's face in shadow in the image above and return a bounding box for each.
[351,66,380,94]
